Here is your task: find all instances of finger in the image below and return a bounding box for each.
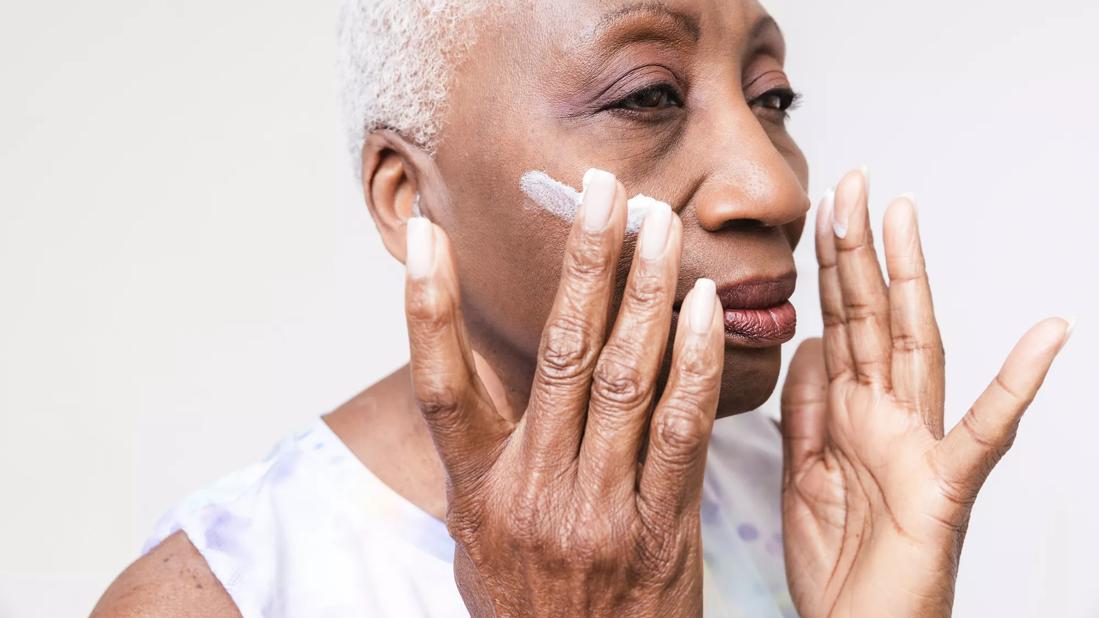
[522,169,629,463]
[935,318,1072,495]
[579,201,682,495]
[780,338,830,481]
[638,279,723,520]
[833,168,893,388]
[405,218,513,489]
[816,188,854,382]
[883,196,946,435]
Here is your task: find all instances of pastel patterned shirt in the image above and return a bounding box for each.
[146,409,796,617]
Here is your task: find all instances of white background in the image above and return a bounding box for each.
[1,1,1096,616]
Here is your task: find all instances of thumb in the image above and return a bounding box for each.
[781,338,830,481]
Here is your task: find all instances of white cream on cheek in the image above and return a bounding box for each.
[519,170,668,234]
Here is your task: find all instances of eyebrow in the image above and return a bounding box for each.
[746,15,786,60]
[590,2,702,43]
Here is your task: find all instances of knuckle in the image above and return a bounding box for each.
[405,285,449,326]
[960,410,1012,462]
[892,333,944,356]
[445,505,484,548]
[633,530,682,584]
[653,406,708,459]
[673,346,721,396]
[563,236,613,282]
[821,309,846,327]
[537,315,594,383]
[414,380,465,423]
[590,354,652,410]
[842,299,876,321]
[993,374,1031,408]
[623,269,667,309]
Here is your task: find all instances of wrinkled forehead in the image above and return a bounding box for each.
[458,0,785,106]
[482,0,780,63]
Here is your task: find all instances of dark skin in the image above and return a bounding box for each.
[94,0,1069,615]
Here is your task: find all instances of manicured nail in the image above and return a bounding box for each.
[406,217,434,279]
[689,278,718,335]
[1062,317,1077,349]
[639,200,672,260]
[582,168,617,232]
[859,164,871,189]
[819,187,835,234]
[832,192,849,240]
[899,192,917,208]
[833,170,866,239]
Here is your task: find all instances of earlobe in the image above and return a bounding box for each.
[360,130,445,263]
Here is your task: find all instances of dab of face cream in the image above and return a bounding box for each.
[519,170,667,233]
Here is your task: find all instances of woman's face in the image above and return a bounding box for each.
[428,0,810,416]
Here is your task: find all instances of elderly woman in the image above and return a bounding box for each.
[93,0,1071,616]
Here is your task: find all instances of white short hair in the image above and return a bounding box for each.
[337,0,494,178]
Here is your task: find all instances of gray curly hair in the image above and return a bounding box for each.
[337,0,497,178]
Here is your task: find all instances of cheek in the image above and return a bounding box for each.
[438,168,575,358]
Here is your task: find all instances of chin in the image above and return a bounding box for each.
[714,346,782,418]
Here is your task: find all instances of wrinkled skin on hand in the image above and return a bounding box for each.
[404,172,724,617]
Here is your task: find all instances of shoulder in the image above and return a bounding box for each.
[91,531,241,618]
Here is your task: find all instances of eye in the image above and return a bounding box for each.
[751,87,801,116]
[613,84,684,112]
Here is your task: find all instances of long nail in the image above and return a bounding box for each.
[639,200,672,260]
[582,168,617,232]
[833,169,867,239]
[1061,317,1077,350]
[689,278,718,335]
[819,187,836,235]
[406,217,434,279]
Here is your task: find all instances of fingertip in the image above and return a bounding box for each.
[406,216,436,280]
[815,187,835,237]
[1055,316,1076,351]
[883,195,921,247]
[788,337,826,380]
[833,170,866,241]
[835,168,866,205]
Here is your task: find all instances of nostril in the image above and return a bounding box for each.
[727,218,765,231]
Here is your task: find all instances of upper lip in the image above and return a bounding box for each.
[715,272,797,310]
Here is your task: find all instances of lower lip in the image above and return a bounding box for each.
[722,301,797,347]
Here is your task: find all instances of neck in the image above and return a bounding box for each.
[323,348,522,521]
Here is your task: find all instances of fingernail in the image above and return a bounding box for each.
[406,217,434,279]
[639,200,672,260]
[1062,317,1077,349]
[582,168,617,232]
[818,187,836,235]
[899,192,917,208]
[833,169,867,239]
[859,164,871,190]
[689,278,718,335]
[832,190,849,240]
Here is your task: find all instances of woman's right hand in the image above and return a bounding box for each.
[402,169,723,617]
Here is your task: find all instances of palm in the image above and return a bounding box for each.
[778,171,1069,618]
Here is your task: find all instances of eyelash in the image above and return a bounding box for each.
[611,84,685,114]
[751,88,802,118]
[609,84,802,120]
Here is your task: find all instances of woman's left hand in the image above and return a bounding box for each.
[780,169,1072,617]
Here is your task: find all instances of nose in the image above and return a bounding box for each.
[687,109,809,232]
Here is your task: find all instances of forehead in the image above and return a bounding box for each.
[466,0,785,98]
[499,0,777,56]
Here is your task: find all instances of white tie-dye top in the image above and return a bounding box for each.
[146,409,796,617]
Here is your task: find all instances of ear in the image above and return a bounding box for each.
[360,130,450,263]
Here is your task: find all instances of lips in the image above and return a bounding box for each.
[716,274,797,347]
